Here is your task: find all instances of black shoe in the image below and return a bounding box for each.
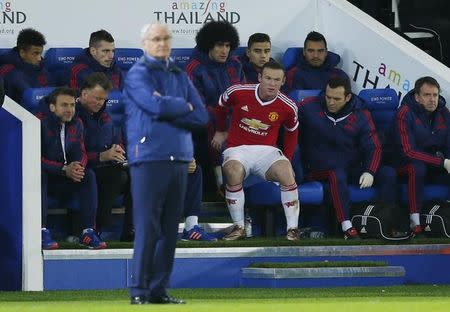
[130,295,149,305]
[149,295,186,304]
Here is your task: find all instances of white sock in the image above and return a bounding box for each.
[280,183,299,230]
[410,213,420,228]
[226,184,245,227]
[184,216,198,231]
[341,220,352,232]
[214,166,223,188]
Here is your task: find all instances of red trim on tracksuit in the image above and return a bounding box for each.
[0,64,14,77]
[397,106,443,166]
[308,170,345,222]
[397,164,417,213]
[362,110,382,174]
[185,59,200,80]
[69,63,89,89]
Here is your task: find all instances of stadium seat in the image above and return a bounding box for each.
[401,184,449,203]
[246,180,323,206]
[44,47,83,85]
[21,87,55,113]
[282,47,301,71]
[170,48,194,70]
[0,48,10,55]
[105,89,124,136]
[358,88,399,131]
[114,48,143,71]
[230,46,247,58]
[245,146,322,205]
[288,89,321,103]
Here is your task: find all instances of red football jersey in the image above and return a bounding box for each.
[217,84,298,148]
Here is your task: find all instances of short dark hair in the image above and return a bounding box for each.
[89,29,115,48]
[48,87,77,105]
[195,21,239,54]
[247,33,271,49]
[16,28,46,51]
[304,31,327,49]
[327,76,352,96]
[81,72,113,92]
[261,60,285,75]
[414,76,440,94]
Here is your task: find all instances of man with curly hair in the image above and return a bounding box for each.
[186,21,245,198]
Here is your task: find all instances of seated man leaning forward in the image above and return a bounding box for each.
[212,60,300,241]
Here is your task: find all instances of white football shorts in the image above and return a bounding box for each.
[222,145,289,180]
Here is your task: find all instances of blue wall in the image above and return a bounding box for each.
[43,253,450,290]
[0,109,23,291]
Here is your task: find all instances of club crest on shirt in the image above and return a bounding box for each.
[268,112,279,122]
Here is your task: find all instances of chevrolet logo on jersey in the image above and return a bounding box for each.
[241,118,270,130]
[239,118,270,136]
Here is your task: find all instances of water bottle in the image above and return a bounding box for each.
[245,216,253,238]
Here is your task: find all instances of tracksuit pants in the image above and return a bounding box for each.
[307,166,397,222]
[129,161,188,298]
[397,160,450,214]
[183,165,202,218]
[41,168,97,230]
[94,165,133,233]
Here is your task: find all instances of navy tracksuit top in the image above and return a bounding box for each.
[76,101,121,168]
[69,48,123,90]
[0,48,54,104]
[393,89,450,168]
[298,93,381,175]
[285,49,349,92]
[185,47,244,108]
[37,111,87,174]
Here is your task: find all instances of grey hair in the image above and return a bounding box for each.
[140,24,152,41]
[140,23,169,42]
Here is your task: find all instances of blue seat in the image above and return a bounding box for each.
[0,48,10,55]
[104,90,124,138]
[44,48,83,85]
[21,87,55,113]
[349,185,378,203]
[359,88,399,131]
[230,46,247,58]
[170,48,193,70]
[401,184,449,203]
[288,89,321,103]
[245,146,322,206]
[44,48,83,71]
[282,47,301,71]
[114,48,143,71]
[246,181,323,206]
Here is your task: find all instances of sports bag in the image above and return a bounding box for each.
[351,203,409,241]
[421,201,450,238]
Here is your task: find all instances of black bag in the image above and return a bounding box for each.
[421,201,450,238]
[351,203,410,241]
